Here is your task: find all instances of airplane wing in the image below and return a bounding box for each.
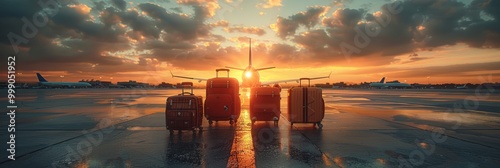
[261,72,332,85]
[170,71,208,83]
[309,72,332,80]
[260,79,300,85]
[255,67,276,71]
[225,66,245,71]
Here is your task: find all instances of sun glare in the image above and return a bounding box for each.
[245,71,252,78]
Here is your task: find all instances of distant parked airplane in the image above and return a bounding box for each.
[36,73,92,88]
[369,77,411,88]
[456,84,468,89]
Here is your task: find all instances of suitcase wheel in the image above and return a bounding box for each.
[317,122,323,129]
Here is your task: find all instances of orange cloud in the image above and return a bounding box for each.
[224,26,266,36]
[256,0,282,9]
[177,0,220,17]
[68,4,91,15]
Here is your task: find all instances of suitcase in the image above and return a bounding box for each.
[205,68,241,125]
[165,82,203,133]
[287,78,325,128]
[250,87,281,126]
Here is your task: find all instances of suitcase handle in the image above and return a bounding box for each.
[181,82,194,95]
[299,78,311,87]
[216,68,230,78]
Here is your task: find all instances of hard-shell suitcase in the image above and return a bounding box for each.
[287,78,325,128]
[250,87,281,126]
[205,69,241,125]
[165,82,203,133]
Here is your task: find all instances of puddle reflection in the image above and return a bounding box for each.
[165,132,205,167]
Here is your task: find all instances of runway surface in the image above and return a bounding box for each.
[1,88,499,167]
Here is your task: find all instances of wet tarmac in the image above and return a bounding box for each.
[1,88,499,167]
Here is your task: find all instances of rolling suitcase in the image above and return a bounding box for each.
[205,68,241,125]
[165,82,203,133]
[250,87,281,126]
[287,78,325,128]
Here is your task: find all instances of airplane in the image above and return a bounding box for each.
[170,39,331,88]
[369,77,411,88]
[456,84,468,89]
[36,73,92,88]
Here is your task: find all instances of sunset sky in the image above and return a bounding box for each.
[1,0,499,85]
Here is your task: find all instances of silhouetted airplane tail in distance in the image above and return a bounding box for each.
[36,73,48,82]
[380,77,386,83]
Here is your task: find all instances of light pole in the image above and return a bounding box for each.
[426,76,430,88]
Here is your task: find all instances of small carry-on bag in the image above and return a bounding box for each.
[287,78,325,128]
[205,69,241,125]
[165,82,203,133]
[250,87,281,126]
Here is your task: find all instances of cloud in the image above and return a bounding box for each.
[176,0,220,17]
[110,0,127,11]
[257,0,282,9]
[138,3,211,41]
[101,7,161,39]
[331,0,353,7]
[267,0,500,67]
[209,20,229,27]
[389,61,500,78]
[271,6,330,39]
[341,61,500,81]
[225,26,266,36]
[1,0,500,78]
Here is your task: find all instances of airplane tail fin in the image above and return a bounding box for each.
[249,38,252,66]
[380,77,386,83]
[36,73,48,82]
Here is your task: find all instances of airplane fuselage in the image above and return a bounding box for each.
[40,82,92,87]
[242,66,261,87]
[370,82,411,88]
